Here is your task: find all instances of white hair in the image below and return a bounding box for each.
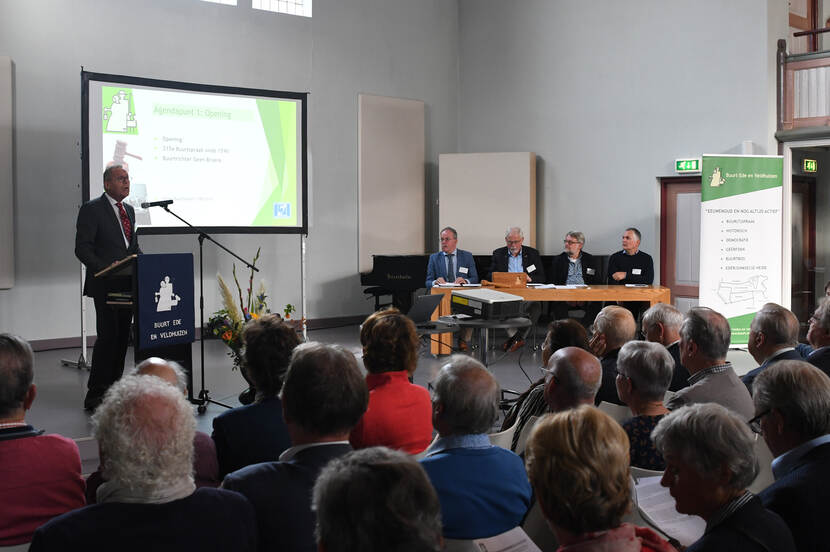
[92,375,195,493]
[505,226,523,238]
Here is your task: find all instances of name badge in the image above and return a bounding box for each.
[527,264,537,273]
[459,266,469,275]
[632,268,642,275]
[586,268,595,275]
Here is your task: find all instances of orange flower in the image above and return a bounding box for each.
[222,330,232,341]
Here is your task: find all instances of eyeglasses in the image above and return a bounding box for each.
[563,239,581,245]
[747,409,770,434]
[440,237,455,242]
[614,368,629,379]
[506,239,522,245]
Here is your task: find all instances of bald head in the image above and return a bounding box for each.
[132,357,187,395]
[433,355,500,436]
[749,303,799,364]
[594,306,636,351]
[544,347,602,412]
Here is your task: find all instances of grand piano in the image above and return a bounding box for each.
[360,255,429,312]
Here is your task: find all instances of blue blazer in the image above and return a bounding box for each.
[760,442,830,552]
[426,249,478,287]
[741,349,804,393]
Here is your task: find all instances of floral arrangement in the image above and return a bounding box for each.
[207,248,269,371]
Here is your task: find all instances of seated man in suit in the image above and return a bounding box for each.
[741,303,802,393]
[425,226,478,350]
[754,360,830,552]
[550,231,602,325]
[314,447,443,552]
[641,303,691,391]
[222,342,369,552]
[805,298,830,376]
[666,307,754,420]
[86,358,220,502]
[589,306,636,405]
[0,334,85,547]
[420,355,532,539]
[212,314,300,477]
[490,226,546,352]
[653,403,795,552]
[31,375,257,551]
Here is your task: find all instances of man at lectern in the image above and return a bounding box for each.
[75,165,141,411]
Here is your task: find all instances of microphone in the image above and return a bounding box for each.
[141,200,174,209]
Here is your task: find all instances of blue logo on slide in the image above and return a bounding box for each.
[274,203,291,218]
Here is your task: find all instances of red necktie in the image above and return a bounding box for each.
[116,202,132,243]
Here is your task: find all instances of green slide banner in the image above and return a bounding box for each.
[698,155,783,345]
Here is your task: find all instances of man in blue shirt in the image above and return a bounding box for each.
[420,355,532,539]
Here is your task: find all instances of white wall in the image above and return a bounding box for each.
[456,0,784,283]
[0,0,459,341]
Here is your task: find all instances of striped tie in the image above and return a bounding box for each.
[116,202,132,243]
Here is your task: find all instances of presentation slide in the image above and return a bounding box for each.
[82,72,307,233]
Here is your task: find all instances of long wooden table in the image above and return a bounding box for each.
[429,285,671,355]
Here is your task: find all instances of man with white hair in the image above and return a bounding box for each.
[489,226,546,352]
[30,376,257,551]
[84,358,220,502]
[641,303,690,391]
[590,305,636,405]
[420,355,532,539]
[741,303,802,392]
[753,360,830,552]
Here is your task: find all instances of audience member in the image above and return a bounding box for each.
[212,314,299,477]
[615,341,673,470]
[543,346,602,413]
[590,305,636,405]
[86,357,219,503]
[665,307,754,420]
[420,355,532,539]
[550,231,602,323]
[0,334,85,546]
[741,303,801,392]
[350,308,432,453]
[652,403,795,552]
[526,405,674,552]
[753,360,830,552]
[641,303,690,391]
[489,226,545,352]
[30,375,257,551]
[313,447,442,552]
[499,319,589,450]
[223,342,368,552]
[806,297,830,375]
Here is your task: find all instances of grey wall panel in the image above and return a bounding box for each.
[0,56,11,289]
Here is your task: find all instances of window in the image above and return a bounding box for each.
[253,0,312,17]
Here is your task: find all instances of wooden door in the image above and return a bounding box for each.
[660,177,701,313]
[791,177,817,340]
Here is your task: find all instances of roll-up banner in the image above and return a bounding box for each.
[699,155,783,345]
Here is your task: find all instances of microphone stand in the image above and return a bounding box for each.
[157,204,258,414]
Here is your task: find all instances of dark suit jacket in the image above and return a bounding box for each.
[741,349,804,393]
[760,442,830,552]
[223,443,352,552]
[596,348,623,405]
[549,251,601,285]
[75,193,141,297]
[687,495,795,552]
[807,346,830,378]
[666,342,691,392]
[212,397,293,478]
[489,246,546,283]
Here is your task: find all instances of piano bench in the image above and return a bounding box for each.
[363,286,393,311]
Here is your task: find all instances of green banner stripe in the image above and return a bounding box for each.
[701,156,782,202]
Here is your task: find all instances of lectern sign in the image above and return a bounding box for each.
[698,155,783,345]
[136,253,195,350]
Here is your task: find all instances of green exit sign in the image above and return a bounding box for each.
[675,158,700,173]
[803,159,818,173]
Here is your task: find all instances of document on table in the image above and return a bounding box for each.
[625,284,650,287]
[533,284,589,289]
[635,476,705,547]
[435,283,482,288]
[474,526,542,552]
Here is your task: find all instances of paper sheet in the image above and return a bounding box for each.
[635,476,705,547]
[474,527,542,552]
